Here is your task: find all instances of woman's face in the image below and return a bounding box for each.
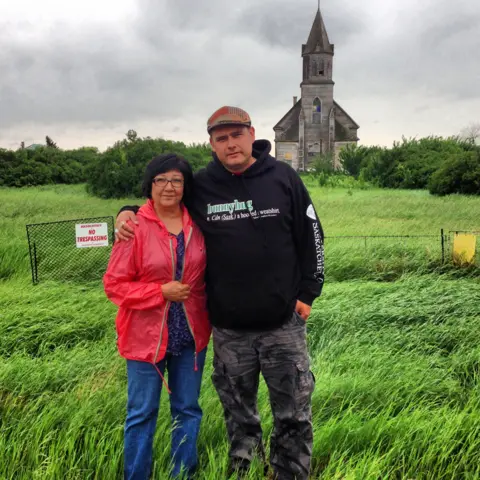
[151,169,184,209]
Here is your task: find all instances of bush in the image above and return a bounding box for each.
[85,132,211,199]
[429,150,480,196]
[339,144,382,178]
[0,146,98,187]
[311,152,335,176]
[358,136,478,191]
[307,152,373,189]
[310,136,479,196]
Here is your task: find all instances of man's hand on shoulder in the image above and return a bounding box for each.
[295,300,312,321]
[115,211,138,242]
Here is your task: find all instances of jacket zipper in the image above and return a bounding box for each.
[180,227,198,371]
[153,238,175,364]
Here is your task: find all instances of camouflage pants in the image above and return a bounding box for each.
[211,313,315,480]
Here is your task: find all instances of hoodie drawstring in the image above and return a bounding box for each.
[153,362,172,394]
[152,353,198,393]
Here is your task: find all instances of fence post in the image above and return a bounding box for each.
[441,228,445,264]
[33,242,38,284]
[26,226,35,285]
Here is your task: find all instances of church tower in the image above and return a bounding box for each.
[299,7,335,168]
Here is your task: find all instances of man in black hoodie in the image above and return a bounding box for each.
[115,106,324,479]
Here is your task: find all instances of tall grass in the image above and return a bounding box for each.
[0,184,479,479]
[1,184,478,282]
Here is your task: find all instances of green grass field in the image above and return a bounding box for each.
[1,184,479,479]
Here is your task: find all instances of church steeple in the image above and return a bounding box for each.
[302,8,333,55]
[301,6,334,84]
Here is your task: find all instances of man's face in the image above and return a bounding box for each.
[209,125,256,173]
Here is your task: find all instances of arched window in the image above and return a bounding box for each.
[312,98,321,124]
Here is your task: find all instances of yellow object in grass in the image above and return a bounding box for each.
[453,233,476,265]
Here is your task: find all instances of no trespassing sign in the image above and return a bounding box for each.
[75,223,109,248]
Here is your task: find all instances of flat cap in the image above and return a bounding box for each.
[207,106,251,134]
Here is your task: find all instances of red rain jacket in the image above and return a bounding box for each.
[103,200,211,366]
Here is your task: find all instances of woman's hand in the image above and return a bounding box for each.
[161,281,191,302]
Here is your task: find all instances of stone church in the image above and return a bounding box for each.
[273,7,359,170]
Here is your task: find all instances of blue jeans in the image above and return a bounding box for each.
[124,346,207,480]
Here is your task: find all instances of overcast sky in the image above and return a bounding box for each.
[1,0,479,151]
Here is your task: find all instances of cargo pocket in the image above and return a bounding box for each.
[212,356,240,411]
[295,360,315,413]
[212,355,229,393]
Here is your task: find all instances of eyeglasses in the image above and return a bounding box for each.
[152,177,184,188]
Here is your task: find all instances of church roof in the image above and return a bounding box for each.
[302,9,333,55]
[335,120,357,141]
[25,143,45,150]
[274,99,359,143]
[334,100,360,129]
[273,99,302,142]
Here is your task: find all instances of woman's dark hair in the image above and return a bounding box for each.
[142,153,194,203]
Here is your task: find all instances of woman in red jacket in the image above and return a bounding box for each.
[103,153,211,480]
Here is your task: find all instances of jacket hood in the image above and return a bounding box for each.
[137,199,192,233]
[206,139,276,181]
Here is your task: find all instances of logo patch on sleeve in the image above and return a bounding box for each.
[306,204,316,220]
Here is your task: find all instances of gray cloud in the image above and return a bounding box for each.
[234,1,367,50]
[338,0,480,101]
[0,0,479,149]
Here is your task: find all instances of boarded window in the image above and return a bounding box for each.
[318,58,325,75]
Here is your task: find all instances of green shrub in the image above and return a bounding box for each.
[339,144,382,178]
[0,146,99,187]
[311,152,335,176]
[85,133,212,199]
[359,137,478,192]
[429,150,480,196]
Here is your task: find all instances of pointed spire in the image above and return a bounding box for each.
[303,8,333,55]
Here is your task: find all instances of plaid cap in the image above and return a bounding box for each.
[207,106,251,134]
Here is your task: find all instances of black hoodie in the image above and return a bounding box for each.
[120,140,324,331]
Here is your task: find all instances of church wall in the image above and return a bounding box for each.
[276,142,299,169]
[301,84,334,166]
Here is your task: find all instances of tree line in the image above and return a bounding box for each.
[0,141,98,188]
[1,131,478,197]
[0,131,212,197]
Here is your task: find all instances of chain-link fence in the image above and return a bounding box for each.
[25,221,478,284]
[26,217,114,284]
